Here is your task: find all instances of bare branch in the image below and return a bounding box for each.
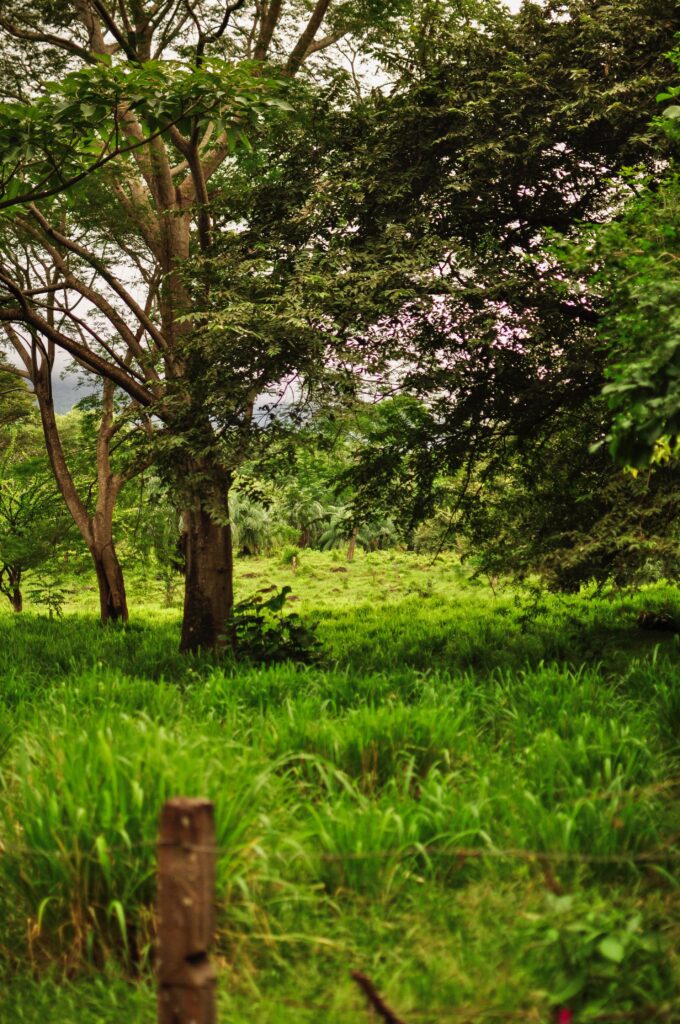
[1,323,32,375]
[351,972,408,1024]
[285,0,333,76]
[304,28,346,59]
[39,295,152,389]
[208,0,248,44]
[0,285,154,408]
[151,1,192,59]
[48,277,161,387]
[254,0,282,61]
[110,176,162,258]
[89,0,137,59]
[25,205,169,355]
[0,17,95,62]
[73,0,116,55]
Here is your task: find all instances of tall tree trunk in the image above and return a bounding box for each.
[90,442,128,624]
[92,542,128,623]
[180,489,234,654]
[347,526,359,563]
[11,570,22,613]
[35,373,129,625]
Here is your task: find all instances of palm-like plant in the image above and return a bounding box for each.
[230,492,281,556]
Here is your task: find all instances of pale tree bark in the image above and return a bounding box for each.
[346,526,359,563]
[3,312,131,624]
[35,371,129,623]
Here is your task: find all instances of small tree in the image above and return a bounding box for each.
[0,419,73,611]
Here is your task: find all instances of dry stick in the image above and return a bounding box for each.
[352,971,409,1024]
[156,798,217,1024]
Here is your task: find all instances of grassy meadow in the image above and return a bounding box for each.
[1,550,679,1023]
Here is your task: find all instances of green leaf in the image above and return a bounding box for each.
[108,900,129,949]
[37,896,56,931]
[551,972,586,1004]
[95,834,113,885]
[598,936,625,963]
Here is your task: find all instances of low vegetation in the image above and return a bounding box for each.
[1,553,678,1023]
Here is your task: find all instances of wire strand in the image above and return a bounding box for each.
[1,838,678,865]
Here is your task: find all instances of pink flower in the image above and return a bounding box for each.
[555,1010,573,1024]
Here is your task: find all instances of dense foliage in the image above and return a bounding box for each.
[566,48,680,467]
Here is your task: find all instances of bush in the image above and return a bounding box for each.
[226,586,320,664]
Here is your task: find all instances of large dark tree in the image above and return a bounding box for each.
[341,0,680,583]
[569,47,680,468]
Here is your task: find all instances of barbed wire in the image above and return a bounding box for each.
[1,836,678,865]
[0,744,678,1024]
[1,824,677,1023]
[1,769,678,865]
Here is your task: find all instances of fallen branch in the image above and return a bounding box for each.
[352,970,409,1024]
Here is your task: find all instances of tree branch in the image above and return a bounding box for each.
[304,29,346,58]
[254,0,282,60]
[0,107,200,212]
[208,0,248,44]
[89,0,137,59]
[25,205,170,355]
[0,17,95,62]
[73,0,116,56]
[285,0,333,76]
[0,273,154,408]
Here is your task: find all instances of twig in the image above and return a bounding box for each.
[352,970,409,1024]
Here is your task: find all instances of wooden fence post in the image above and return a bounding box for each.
[157,798,217,1024]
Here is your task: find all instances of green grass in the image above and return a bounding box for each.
[1,552,679,1022]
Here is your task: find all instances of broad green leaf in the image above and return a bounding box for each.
[598,936,625,963]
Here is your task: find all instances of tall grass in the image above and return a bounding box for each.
[0,555,679,1020]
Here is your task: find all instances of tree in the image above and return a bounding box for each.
[0,397,73,611]
[454,397,680,591]
[0,0,429,652]
[3,0,675,637]
[338,0,680,579]
[1,295,147,623]
[568,48,680,468]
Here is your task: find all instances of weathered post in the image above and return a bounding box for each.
[157,798,217,1024]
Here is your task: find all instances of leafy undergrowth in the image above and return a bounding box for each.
[0,554,679,1022]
